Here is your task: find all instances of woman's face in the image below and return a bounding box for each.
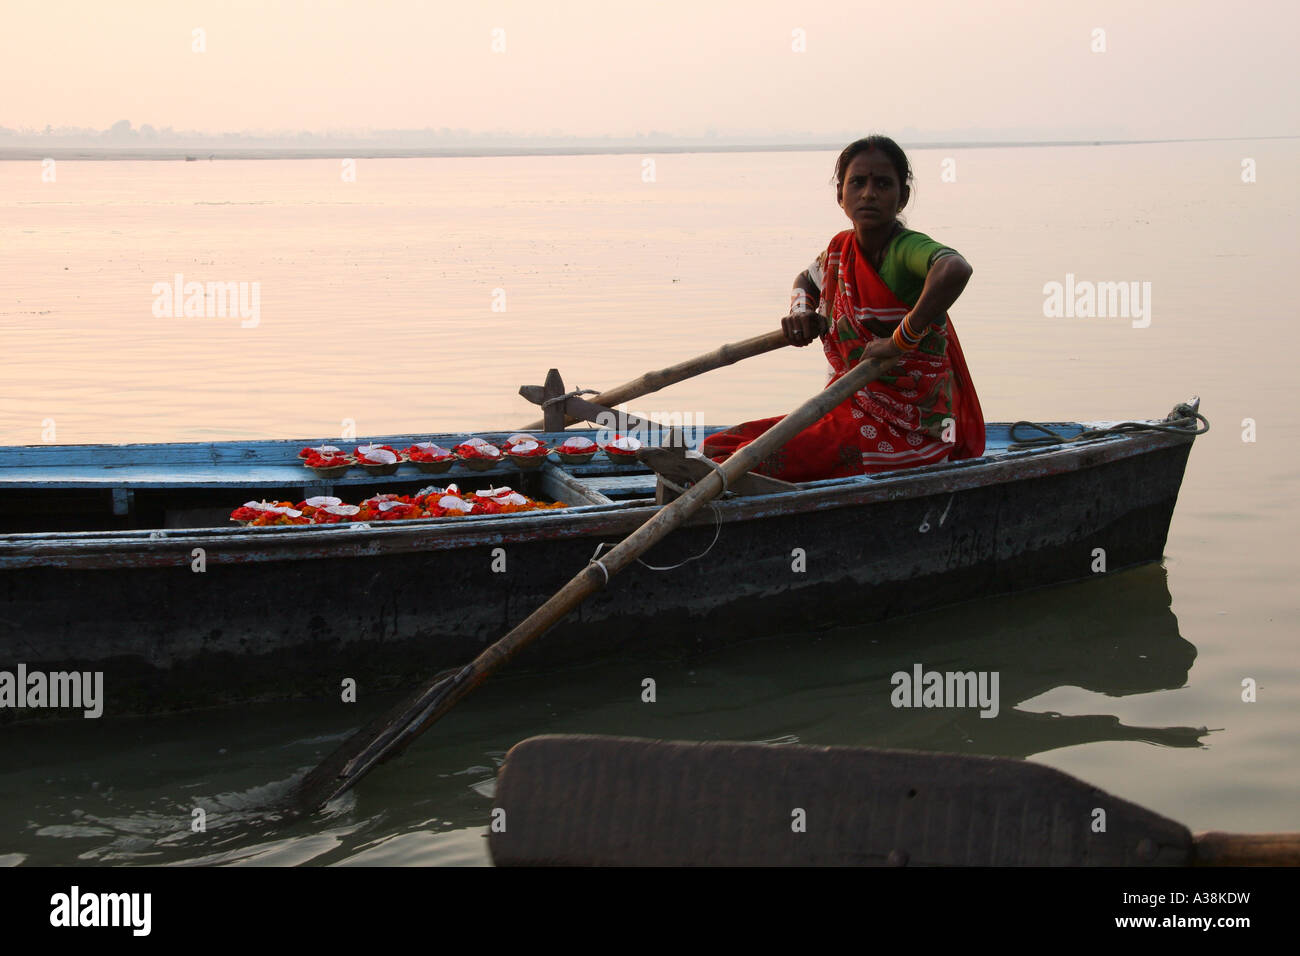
[838,150,908,230]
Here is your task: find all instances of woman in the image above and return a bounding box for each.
[702,135,984,481]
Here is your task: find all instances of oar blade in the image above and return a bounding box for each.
[287,666,465,815]
[489,735,1193,866]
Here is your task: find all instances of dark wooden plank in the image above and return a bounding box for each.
[555,395,665,436]
[541,369,567,432]
[536,462,615,506]
[490,736,1194,866]
[519,328,790,430]
[638,446,797,499]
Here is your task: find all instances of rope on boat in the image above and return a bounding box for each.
[700,454,730,497]
[1007,401,1210,452]
[542,388,600,408]
[587,503,723,584]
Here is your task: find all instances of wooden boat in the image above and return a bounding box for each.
[488,734,1299,866]
[0,402,1204,719]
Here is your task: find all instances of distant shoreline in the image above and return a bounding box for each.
[1,135,1294,162]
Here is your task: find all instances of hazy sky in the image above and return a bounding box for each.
[3,0,1296,140]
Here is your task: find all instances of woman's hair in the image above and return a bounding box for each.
[833,135,913,212]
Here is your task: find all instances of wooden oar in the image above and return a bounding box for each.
[519,328,789,430]
[287,344,894,815]
[489,735,1300,866]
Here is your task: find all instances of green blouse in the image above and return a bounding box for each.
[807,228,959,309]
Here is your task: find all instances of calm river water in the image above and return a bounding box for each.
[0,140,1296,864]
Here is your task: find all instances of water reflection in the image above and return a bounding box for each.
[772,561,1207,757]
[0,562,1204,865]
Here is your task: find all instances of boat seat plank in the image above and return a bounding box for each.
[536,463,614,506]
[577,473,659,498]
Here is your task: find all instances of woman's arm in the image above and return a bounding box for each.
[862,254,973,358]
[782,270,827,347]
[907,254,973,330]
[792,269,820,309]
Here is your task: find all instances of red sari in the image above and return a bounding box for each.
[701,230,984,481]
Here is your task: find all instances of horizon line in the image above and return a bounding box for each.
[3,134,1296,163]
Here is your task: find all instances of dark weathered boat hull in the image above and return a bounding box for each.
[0,425,1194,719]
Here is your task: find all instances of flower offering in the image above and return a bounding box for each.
[555,435,598,465]
[302,447,355,477]
[355,444,405,476]
[503,435,550,470]
[404,441,456,474]
[454,439,503,471]
[602,434,643,464]
[230,486,565,525]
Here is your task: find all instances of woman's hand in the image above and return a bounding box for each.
[861,336,903,361]
[782,310,826,347]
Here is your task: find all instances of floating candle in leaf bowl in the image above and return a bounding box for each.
[602,434,643,465]
[454,441,503,472]
[503,436,550,470]
[555,435,598,465]
[355,444,406,476]
[405,441,456,474]
[302,451,355,478]
[299,444,343,460]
